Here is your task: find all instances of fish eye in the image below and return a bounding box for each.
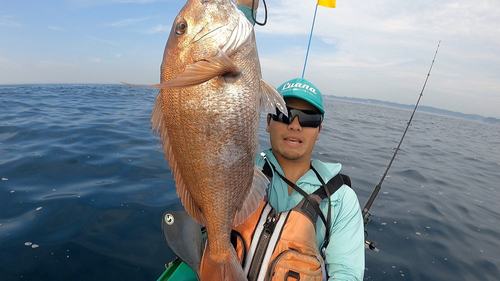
[175,21,187,35]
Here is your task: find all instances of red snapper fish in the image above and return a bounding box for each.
[134,0,286,280]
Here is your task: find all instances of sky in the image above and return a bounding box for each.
[1,0,499,118]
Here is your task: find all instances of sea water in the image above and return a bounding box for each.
[1,84,499,281]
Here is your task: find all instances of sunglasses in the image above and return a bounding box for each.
[271,107,323,128]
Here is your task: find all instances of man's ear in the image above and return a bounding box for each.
[266,114,271,132]
[315,125,322,141]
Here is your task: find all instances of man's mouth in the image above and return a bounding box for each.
[284,137,302,144]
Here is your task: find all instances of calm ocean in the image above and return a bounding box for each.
[1,84,499,281]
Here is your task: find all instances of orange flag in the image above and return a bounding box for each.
[317,0,336,8]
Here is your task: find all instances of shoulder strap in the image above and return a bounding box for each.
[341,174,351,188]
[262,160,273,177]
[262,160,351,193]
[313,173,349,199]
[296,172,345,227]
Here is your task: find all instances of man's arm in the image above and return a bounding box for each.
[325,187,365,280]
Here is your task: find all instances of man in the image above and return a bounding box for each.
[235,1,366,280]
[249,78,365,280]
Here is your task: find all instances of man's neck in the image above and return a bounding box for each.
[274,155,311,195]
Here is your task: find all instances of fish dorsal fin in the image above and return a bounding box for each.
[176,176,207,226]
[150,88,207,226]
[233,165,269,226]
[259,79,288,116]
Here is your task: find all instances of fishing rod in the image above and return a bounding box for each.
[362,41,441,249]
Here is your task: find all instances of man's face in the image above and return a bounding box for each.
[267,98,322,163]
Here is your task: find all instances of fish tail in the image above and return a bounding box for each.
[200,246,246,281]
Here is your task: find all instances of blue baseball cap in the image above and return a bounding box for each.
[277,78,325,114]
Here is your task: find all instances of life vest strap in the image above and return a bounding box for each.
[262,159,350,258]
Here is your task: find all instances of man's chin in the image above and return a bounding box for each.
[280,151,305,162]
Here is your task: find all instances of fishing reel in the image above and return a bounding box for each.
[363,213,379,252]
[365,240,379,252]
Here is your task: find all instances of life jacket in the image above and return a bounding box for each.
[232,161,351,281]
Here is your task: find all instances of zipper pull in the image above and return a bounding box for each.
[263,210,277,232]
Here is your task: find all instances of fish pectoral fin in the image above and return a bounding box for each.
[177,50,241,82]
[260,79,288,117]
[121,82,159,88]
[124,51,241,89]
[234,165,269,226]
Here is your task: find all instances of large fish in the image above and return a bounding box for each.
[141,0,286,280]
